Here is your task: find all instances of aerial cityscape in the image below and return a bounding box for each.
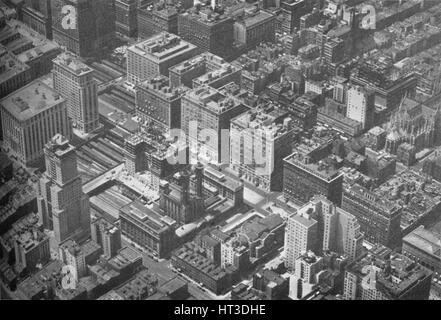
[1,0,441,302]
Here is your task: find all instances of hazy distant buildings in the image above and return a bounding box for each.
[53,52,100,134]
[0,80,71,166]
[37,135,91,244]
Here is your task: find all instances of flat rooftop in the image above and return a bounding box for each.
[128,32,196,61]
[284,152,342,182]
[184,86,244,114]
[53,52,93,76]
[120,199,176,230]
[1,80,65,121]
[0,50,30,83]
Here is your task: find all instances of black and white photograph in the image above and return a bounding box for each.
[0,0,440,309]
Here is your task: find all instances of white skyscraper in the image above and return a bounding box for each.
[53,52,100,134]
[284,211,318,270]
[284,195,363,270]
[346,85,375,130]
[37,134,91,244]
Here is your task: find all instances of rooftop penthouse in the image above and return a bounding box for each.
[137,76,187,100]
[169,52,226,75]
[347,246,433,299]
[192,63,241,88]
[181,8,232,26]
[128,32,196,61]
[44,134,74,158]
[184,86,243,114]
[284,151,342,182]
[52,52,93,76]
[1,80,64,121]
[0,49,30,82]
[232,105,294,139]
[345,183,401,215]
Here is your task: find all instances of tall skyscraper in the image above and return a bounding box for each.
[53,52,100,134]
[115,0,138,38]
[0,80,71,167]
[59,239,87,280]
[284,195,364,270]
[91,216,122,259]
[230,106,299,192]
[346,85,375,130]
[37,134,91,244]
[51,0,115,57]
[22,0,53,39]
[285,211,318,270]
[181,86,249,164]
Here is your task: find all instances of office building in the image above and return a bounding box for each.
[168,52,229,89]
[280,0,309,34]
[230,106,300,191]
[51,0,115,57]
[91,216,122,259]
[22,0,52,39]
[284,195,363,270]
[403,225,441,274]
[346,85,375,131]
[342,184,402,249]
[119,200,176,258]
[0,80,71,166]
[171,242,238,295]
[127,32,198,84]
[289,251,323,300]
[53,52,100,134]
[233,8,276,50]
[178,8,234,59]
[344,246,433,300]
[0,50,32,104]
[135,76,186,132]
[37,135,91,244]
[14,227,50,273]
[159,169,204,225]
[59,239,87,280]
[285,210,318,270]
[115,0,138,38]
[283,151,343,206]
[137,3,178,39]
[181,86,249,164]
